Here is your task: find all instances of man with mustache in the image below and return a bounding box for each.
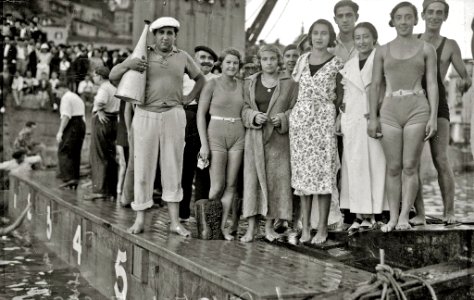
[410,0,471,226]
[110,17,205,236]
[180,45,219,222]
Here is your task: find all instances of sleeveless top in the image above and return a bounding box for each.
[384,42,425,91]
[209,78,244,118]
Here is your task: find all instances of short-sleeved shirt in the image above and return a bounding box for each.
[141,46,201,113]
[92,81,120,113]
[60,91,85,119]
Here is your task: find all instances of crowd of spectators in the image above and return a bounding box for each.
[1,13,129,112]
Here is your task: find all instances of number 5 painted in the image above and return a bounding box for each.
[114,249,128,300]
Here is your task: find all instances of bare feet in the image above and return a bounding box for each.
[222,228,234,241]
[311,229,328,245]
[127,219,145,234]
[381,221,397,233]
[264,228,281,242]
[240,230,254,243]
[409,215,426,226]
[299,229,311,244]
[444,214,458,225]
[395,221,412,230]
[170,224,191,237]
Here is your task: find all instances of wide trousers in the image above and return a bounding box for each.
[58,116,85,182]
[131,106,186,211]
[90,113,118,195]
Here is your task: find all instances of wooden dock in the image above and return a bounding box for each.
[5,169,474,299]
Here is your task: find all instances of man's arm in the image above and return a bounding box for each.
[184,74,205,105]
[448,39,472,91]
[109,56,148,86]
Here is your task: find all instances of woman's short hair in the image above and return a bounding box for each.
[307,19,337,48]
[389,1,418,27]
[218,48,243,67]
[353,22,378,45]
[257,44,283,64]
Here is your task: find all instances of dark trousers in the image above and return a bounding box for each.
[179,107,210,219]
[58,117,85,182]
[90,114,118,195]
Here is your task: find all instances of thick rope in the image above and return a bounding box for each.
[348,264,438,300]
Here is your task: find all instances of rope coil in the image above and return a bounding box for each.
[349,250,437,300]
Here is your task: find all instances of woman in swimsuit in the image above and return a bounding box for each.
[367,1,438,232]
[197,48,245,240]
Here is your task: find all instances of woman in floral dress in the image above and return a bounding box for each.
[290,19,344,244]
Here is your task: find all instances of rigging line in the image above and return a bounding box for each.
[263,0,289,40]
[245,0,266,23]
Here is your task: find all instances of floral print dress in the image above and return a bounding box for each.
[289,55,343,195]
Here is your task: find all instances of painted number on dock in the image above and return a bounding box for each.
[73,225,82,265]
[46,205,52,240]
[27,193,32,220]
[114,250,128,300]
[13,193,17,209]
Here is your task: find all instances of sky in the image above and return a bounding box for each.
[245,0,474,59]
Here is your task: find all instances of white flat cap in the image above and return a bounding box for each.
[149,17,180,32]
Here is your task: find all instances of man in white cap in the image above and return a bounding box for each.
[36,43,52,79]
[110,16,205,236]
[410,0,471,226]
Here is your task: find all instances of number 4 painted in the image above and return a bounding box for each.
[73,225,82,265]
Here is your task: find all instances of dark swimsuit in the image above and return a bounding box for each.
[418,35,450,121]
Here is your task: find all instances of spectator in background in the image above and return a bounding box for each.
[2,59,13,110]
[50,46,61,76]
[37,71,53,109]
[72,45,90,92]
[0,149,42,174]
[11,71,24,107]
[77,74,95,104]
[4,36,17,74]
[26,38,37,77]
[471,17,474,159]
[59,55,70,84]
[102,50,113,70]
[36,43,52,79]
[22,70,38,95]
[13,121,46,162]
[16,38,28,75]
[282,44,300,77]
[49,71,60,111]
[84,66,120,200]
[55,82,86,189]
[89,48,104,72]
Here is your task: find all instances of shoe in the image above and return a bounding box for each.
[83,193,107,200]
[59,179,78,190]
[179,216,196,224]
[359,219,373,232]
[347,219,362,236]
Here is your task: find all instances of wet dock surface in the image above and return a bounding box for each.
[8,169,374,299]
[3,169,474,299]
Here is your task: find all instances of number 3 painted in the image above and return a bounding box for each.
[72,225,82,265]
[46,205,52,240]
[114,250,128,300]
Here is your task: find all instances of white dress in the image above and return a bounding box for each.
[339,50,388,214]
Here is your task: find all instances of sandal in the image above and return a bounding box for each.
[359,218,373,232]
[347,218,362,236]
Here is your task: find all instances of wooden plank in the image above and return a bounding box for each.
[132,244,149,284]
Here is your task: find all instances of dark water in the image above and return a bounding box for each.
[0,235,105,299]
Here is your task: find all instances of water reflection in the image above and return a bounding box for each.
[1,235,104,299]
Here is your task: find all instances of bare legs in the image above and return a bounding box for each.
[298,194,330,244]
[411,118,456,224]
[208,150,243,241]
[380,123,426,232]
[116,145,127,204]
